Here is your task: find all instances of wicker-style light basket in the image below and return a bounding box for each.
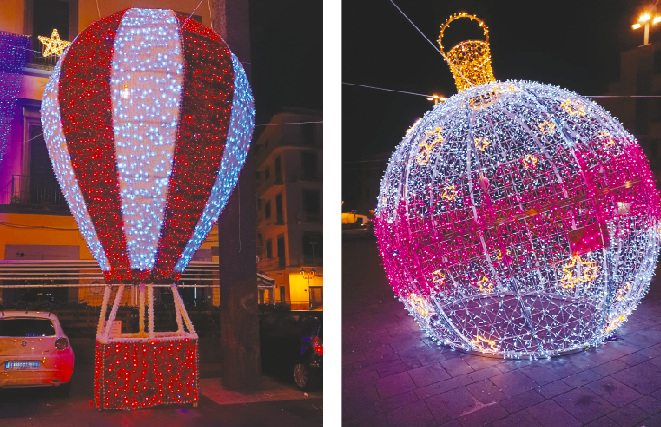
[94,283,199,410]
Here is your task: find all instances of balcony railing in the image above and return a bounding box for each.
[297,211,322,223]
[24,36,58,71]
[8,174,68,211]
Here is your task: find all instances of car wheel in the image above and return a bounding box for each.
[293,362,311,390]
[57,381,71,397]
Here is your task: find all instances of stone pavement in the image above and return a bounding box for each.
[0,362,322,427]
[342,237,661,427]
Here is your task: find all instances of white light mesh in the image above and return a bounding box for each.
[41,47,110,271]
[111,9,184,271]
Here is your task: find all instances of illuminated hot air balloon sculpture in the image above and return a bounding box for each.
[41,9,254,408]
[375,13,661,359]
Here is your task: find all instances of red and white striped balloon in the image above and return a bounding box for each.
[41,8,254,283]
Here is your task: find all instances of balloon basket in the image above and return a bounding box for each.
[93,284,199,410]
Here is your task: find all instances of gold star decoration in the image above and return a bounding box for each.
[560,255,598,289]
[408,294,429,316]
[474,136,490,151]
[431,269,446,287]
[416,127,443,164]
[38,29,70,57]
[472,335,498,353]
[522,154,539,169]
[561,99,586,117]
[441,184,458,201]
[476,276,493,293]
[598,130,615,147]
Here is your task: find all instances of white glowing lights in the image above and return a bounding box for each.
[376,79,661,359]
[41,49,110,271]
[111,9,184,271]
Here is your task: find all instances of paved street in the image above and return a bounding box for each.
[343,237,661,427]
[0,363,322,426]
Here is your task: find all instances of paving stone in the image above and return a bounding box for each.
[562,369,602,388]
[619,351,652,366]
[632,395,661,415]
[425,386,481,423]
[466,379,508,404]
[607,403,650,427]
[374,390,419,414]
[408,363,451,388]
[456,402,508,427]
[462,355,502,372]
[528,400,582,427]
[386,400,437,427]
[581,416,621,427]
[538,379,574,399]
[343,350,366,365]
[374,371,417,399]
[585,376,643,407]
[636,412,661,426]
[343,383,379,422]
[492,409,544,427]
[544,357,584,378]
[439,420,463,427]
[387,323,416,337]
[469,366,503,382]
[498,389,545,414]
[378,361,420,378]
[518,364,561,386]
[490,370,540,398]
[343,369,380,388]
[442,357,475,377]
[612,361,661,394]
[414,374,475,400]
[553,386,617,424]
[569,352,603,371]
[591,359,629,377]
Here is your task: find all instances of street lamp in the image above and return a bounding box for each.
[632,7,661,45]
[426,94,445,105]
[300,268,316,285]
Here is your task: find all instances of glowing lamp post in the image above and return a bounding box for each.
[375,13,661,359]
[632,10,661,45]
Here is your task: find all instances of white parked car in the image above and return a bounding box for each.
[0,311,74,395]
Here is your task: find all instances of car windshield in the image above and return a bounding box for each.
[0,318,56,337]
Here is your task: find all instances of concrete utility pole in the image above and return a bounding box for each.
[212,0,261,392]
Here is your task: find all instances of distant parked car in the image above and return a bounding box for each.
[0,311,74,395]
[259,310,322,390]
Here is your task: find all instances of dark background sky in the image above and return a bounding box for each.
[342,0,656,208]
[249,0,323,130]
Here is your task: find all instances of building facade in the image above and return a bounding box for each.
[0,0,220,306]
[254,108,323,310]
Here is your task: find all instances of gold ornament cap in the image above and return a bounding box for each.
[439,13,495,92]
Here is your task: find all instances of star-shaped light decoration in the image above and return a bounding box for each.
[38,29,70,57]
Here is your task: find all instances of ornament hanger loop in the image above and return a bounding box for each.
[438,12,489,56]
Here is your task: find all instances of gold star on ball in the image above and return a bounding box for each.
[38,29,70,57]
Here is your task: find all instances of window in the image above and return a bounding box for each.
[266,239,273,259]
[275,155,282,184]
[277,235,285,267]
[275,193,283,223]
[0,318,55,337]
[302,232,322,264]
[265,200,271,219]
[302,189,320,216]
[300,151,317,180]
[257,198,262,211]
[265,167,270,181]
[302,123,316,146]
[26,0,76,69]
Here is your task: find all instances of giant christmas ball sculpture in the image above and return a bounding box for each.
[375,13,661,359]
[41,8,254,408]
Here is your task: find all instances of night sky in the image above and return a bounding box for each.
[249,0,323,129]
[342,0,653,207]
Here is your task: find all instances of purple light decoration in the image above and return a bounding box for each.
[0,32,30,168]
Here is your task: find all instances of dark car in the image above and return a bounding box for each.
[259,309,322,390]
